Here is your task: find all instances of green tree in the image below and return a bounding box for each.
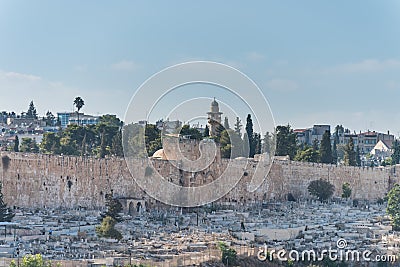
[59,124,96,156]
[145,124,162,156]
[320,131,332,164]
[20,138,39,153]
[312,138,320,162]
[262,131,273,154]
[9,254,53,267]
[45,111,55,126]
[223,117,230,130]
[342,182,352,199]
[234,117,242,136]
[218,242,237,266]
[0,182,14,222]
[203,125,210,137]
[275,125,297,159]
[102,192,123,222]
[254,133,262,155]
[343,137,356,166]
[332,138,338,164]
[73,96,85,125]
[219,129,232,158]
[391,140,400,165]
[13,135,19,152]
[26,100,38,119]
[294,146,319,162]
[387,184,400,230]
[99,130,107,158]
[123,123,147,158]
[243,132,250,158]
[308,179,335,202]
[40,133,61,154]
[95,216,123,240]
[110,129,124,157]
[179,124,202,140]
[245,114,255,157]
[92,122,120,158]
[214,122,225,141]
[98,114,122,127]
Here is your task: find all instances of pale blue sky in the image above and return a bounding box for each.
[0,1,399,135]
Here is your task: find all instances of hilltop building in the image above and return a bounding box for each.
[207,98,222,136]
[57,112,99,128]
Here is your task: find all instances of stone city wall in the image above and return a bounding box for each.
[0,152,398,209]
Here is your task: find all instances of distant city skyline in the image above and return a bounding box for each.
[0,1,399,135]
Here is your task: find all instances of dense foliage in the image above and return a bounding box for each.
[387,184,400,230]
[308,179,335,202]
[9,254,55,267]
[341,182,352,199]
[218,242,237,265]
[101,192,123,222]
[95,216,123,240]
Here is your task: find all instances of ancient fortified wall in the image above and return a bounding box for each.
[0,152,398,209]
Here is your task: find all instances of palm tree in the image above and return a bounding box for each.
[73,97,85,125]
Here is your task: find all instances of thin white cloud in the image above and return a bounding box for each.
[327,59,400,73]
[111,60,138,71]
[0,71,41,81]
[246,52,265,62]
[266,79,298,92]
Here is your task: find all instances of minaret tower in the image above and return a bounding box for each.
[207,98,223,136]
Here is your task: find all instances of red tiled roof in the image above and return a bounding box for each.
[294,129,307,133]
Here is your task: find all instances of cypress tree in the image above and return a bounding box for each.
[392,140,400,165]
[14,136,19,152]
[234,117,242,136]
[332,138,338,164]
[102,191,123,222]
[344,137,356,166]
[223,117,230,130]
[245,114,255,157]
[320,131,332,164]
[203,125,210,137]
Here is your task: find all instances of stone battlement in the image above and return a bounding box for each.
[0,152,398,209]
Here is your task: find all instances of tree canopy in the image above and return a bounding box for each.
[101,191,123,222]
[342,182,352,199]
[308,179,335,202]
[95,216,123,240]
[245,114,255,157]
[275,125,297,159]
[26,101,38,119]
[387,184,400,230]
[392,140,400,165]
[320,131,332,164]
[343,137,356,166]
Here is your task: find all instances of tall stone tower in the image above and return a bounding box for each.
[207,98,223,136]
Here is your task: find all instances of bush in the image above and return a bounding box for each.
[95,216,123,240]
[218,242,237,265]
[307,179,335,202]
